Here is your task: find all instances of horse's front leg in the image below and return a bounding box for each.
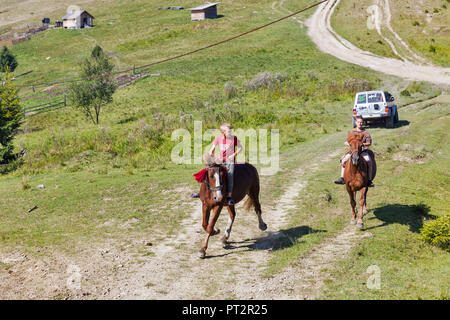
[202,203,210,232]
[199,205,223,259]
[357,187,367,228]
[347,187,357,225]
[221,205,236,247]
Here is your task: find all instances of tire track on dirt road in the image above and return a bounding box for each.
[106,135,373,299]
[305,0,450,85]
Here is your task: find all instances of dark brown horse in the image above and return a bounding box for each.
[198,161,267,259]
[343,132,376,228]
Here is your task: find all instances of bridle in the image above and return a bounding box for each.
[350,141,363,165]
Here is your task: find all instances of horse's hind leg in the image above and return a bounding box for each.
[357,187,367,228]
[249,184,267,231]
[221,205,236,246]
[348,188,357,225]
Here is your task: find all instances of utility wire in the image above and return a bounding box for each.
[15,0,328,89]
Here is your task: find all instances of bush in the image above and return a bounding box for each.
[243,71,287,91]
[420,216,450,251]
[0,46,18,73]
[224,81,238,99]
[412,21,420,26]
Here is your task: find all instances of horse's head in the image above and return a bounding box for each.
[205,164,226,202]
[348,133,364,165]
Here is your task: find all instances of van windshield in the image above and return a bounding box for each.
[357,94,367,104]
[368,92,384,103]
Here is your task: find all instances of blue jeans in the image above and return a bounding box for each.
[224,161,234,195]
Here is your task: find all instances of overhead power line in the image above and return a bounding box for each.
[15,0,328,89]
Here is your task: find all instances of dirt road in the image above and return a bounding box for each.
[305,0,450,85]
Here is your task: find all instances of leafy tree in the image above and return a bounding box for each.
[0,71,22,164]
[68,45,116,125]
[0,46,18,73]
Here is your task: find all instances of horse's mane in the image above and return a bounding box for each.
[348,131,365,143]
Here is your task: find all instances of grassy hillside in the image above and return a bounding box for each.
[332,0,450,67]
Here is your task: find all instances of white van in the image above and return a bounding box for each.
[353,91,398,128]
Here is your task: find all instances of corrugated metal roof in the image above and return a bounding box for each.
[189,2,220,11]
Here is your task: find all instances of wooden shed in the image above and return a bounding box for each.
[189,3,220,21]
[62,10,94,29]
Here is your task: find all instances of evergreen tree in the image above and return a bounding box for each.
[0,71,22,164]
[0,46,18,73]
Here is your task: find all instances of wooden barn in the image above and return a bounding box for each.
[189,2,220,21]
[62,10,94,29]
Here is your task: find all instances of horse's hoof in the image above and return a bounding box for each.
[350,220,356,225]
[259,223,268,231]
[212,228,220,236]
[198,250,206,259]
[363,209,368,215]
[356,223,364,229]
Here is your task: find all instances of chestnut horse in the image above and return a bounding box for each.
[343,132,376,228]
[198,162,267,259]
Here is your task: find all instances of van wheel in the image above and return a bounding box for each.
[394,110,399,123]
[386,114,394,128]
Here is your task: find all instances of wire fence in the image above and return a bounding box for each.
[13,0,328,90]
[23,96,66,117]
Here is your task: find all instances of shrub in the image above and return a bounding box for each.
[412,21,420,26]
[400,89,411,96]
[420,216,450,251]
[429,45,436,53]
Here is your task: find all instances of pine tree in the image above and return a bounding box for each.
[0,71,22,164]
[0,46,18,73]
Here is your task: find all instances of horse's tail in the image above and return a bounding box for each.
[243,196,254,211]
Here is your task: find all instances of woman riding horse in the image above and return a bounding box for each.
[209,123,243,206]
